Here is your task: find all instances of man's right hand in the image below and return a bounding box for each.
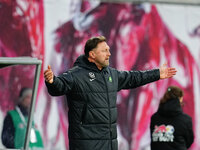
[44,65,54,84]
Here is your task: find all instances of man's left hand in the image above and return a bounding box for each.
[159,63,177,79]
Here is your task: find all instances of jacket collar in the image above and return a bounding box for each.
[73,55,108,73]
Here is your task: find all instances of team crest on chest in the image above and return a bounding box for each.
[89,72,95,79]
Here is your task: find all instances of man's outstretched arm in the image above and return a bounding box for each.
[44,65,74,96]
[117,62,177,90]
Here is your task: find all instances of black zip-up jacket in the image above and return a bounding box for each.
[150,98,194,150]
[46,55,160,150]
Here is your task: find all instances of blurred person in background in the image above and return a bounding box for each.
[150,86,194,150]
[44,35,177,150]
[1,87,44,150]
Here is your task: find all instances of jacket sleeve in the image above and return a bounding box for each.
[1,113,15,148]
[117,69,160,91]
[184,116,194,148]
[45,71,74,96]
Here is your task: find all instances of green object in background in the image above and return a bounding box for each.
[109,76,112,82]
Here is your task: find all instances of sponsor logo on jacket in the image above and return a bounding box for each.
[152,124,174,142]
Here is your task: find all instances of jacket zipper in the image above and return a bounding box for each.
[102,72,112,149]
